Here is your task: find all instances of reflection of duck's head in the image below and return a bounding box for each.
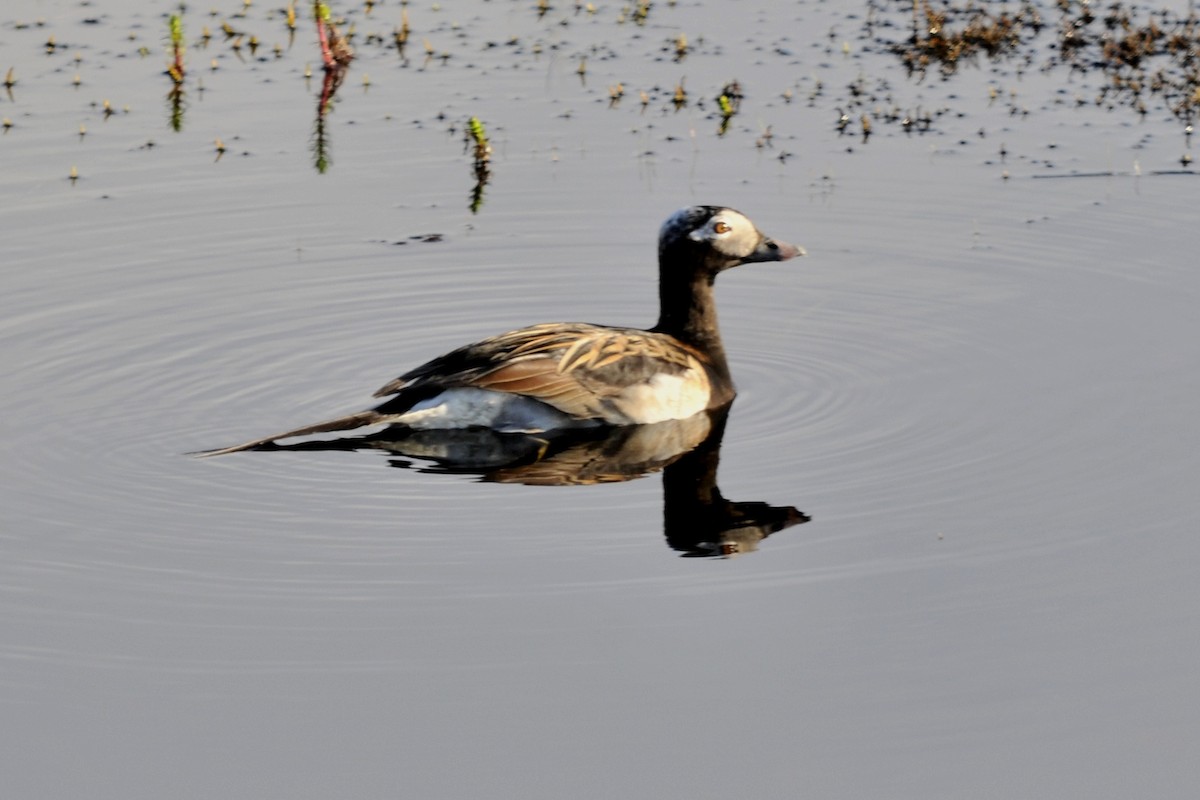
[661,410,809,558]
[667,499,809,558]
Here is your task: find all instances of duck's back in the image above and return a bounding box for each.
[373,322,721,429]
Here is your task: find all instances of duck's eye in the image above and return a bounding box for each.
[713,221,731,234]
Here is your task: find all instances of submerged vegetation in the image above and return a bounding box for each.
[890,0,1039,76]
[874,0,1200,130]
[1058,0,1200,124]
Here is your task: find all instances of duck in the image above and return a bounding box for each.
[197,205,803,456]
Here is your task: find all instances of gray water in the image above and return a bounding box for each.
[3,1,1198,797]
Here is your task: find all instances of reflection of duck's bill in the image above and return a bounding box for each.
[673,505,810,559]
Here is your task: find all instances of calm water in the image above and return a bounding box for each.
[3,1,1198,797]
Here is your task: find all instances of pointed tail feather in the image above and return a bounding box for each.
[190,410,388,457]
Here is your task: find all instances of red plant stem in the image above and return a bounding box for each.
[315,16,335,69]
[319,68,337,114]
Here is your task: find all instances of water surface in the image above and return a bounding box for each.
[3,1,1198,798]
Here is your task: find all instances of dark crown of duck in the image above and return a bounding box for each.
[653,205,803,369]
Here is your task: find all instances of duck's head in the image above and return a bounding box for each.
[658,205,805,275]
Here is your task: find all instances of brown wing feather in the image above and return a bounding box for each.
[372,323,713,423]
[472,358,610,419]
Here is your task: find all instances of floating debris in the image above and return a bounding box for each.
[673,78,687,110]
[674,33,688,62]
[608,82,624,107]
[394,8,410,57]
[755,125,774,149]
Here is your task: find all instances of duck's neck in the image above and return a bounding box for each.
[652,259,731,380]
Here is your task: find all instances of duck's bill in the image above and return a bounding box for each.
[745,237,806,263]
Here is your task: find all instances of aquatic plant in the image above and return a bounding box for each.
[672,78,687,110]
[892,0,1034,77]
[465,116,493,214]
[394,8,410,59]
[467,116,491,163]
[717,80,743,114]
[311,49,351,174]
[305,3,355,174]
[167,13,185,82]
[164,13,187,131]
[1064,1,1200,126]
[864,0,1200,138]
[312,111,331,173]
[313,2,354,71]
[608,82,625,107]
[715,80,741,136]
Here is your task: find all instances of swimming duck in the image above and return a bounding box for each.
[198,205,803,456]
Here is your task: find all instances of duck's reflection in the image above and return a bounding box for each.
[659,411,809,557]
[258,406,808,557]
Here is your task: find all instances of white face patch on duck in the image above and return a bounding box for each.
[686,208,763,260]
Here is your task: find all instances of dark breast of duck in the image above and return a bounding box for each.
[198,205,803,456]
